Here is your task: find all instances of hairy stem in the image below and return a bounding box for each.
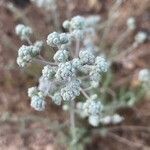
[75,39,80,57]
[70,100,76,149]
[33,58,58,66]
[51,3,61,31]
[80,88,90,99]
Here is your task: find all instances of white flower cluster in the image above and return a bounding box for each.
[16,16,110,128]
[53,49,69,62]
[100,114,124,125]
[47,32,69,47]
[63,16,86,30]
[63,15,100,40]
[127,17,136,30]
[61,79,81,101]
[28,87,46,111]
[55,61,76,81]
[77,95,103,126]
[138,69,150,82]
[79,50,95,65]
[16,41,43,67]
[42,65,55,80]
[135,31,147,44]
[15,24,32,40]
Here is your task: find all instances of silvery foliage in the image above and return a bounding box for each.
[16,15,110,126]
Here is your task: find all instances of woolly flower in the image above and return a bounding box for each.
[17,45,32,67]
[31,0,55,10]
[47,32,69,47]
[127,17,136,30]
[89,69,101,82]
[53,49,69,62]
[51,92,62,105]
[15,24,32,40]
[90,81,99,88]
[61,79,80,101]
[28,86,38,98]
[99,116,111,125]
[76,102,88,118]
[111,114,124,124]
[31,95,46,111]
[88,115,100,127]
[100,114,124,125]
[30,41,43,57]
[55,61,76,81]
[70,16,86,30]
[79,50,95,65]
[78,65,92,74]
[63,20,70,29]
[17,44,42,67]
[95,56,109,72]
[72,58,82,69]
[135,31,147,44]
[82,95,103,116]
[42,65,55,80]
[62,104,69,111]
[71,30,84,40]
[38,76,57,95]
[138,69,150,82]
[32,41,43,55]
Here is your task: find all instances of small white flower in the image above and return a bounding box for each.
[61,79,80,101]
[79,50,95,65]
[42,65,55,80]
[95,56,109,72]
[135,31,147,44]
[53,49,69,62]
[83,96,103,116]
[88,115,100,127]
[71,30,84,40]
[100,116,112,125]
[30,95,46,111]
[15,24,32,40]
[127,17,136,30]
[55,61,76,81]
[47,32,69,47]
[70,16,86,30]
[111,114,124,124]
[62,104,69,111]
[28,87,38,98]
[63,20,70,29]
[72,58,82,69]
[138,69,150,82]
[51,92,62,105]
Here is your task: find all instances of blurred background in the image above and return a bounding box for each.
[0,0,149,149]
